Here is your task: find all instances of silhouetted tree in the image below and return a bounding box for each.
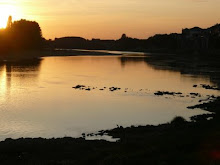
[8,19,43,51]
[121,34,127,40]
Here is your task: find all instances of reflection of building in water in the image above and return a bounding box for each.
[0,60,42,98]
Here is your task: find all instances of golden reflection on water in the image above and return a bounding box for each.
[0,60,41,100]
[0,56,219,140]
[0,65,7,99]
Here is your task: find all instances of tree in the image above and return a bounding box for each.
[120,34,127,40]
[8,19,43,50]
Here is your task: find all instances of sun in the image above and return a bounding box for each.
[0,4,22,28]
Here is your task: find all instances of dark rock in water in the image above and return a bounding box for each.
[190,93,201,97]
[98,130,105,136]
[187,97,220,110]
[154,91,186,98]
[190,114,215,122]
[201,84,220,90]
[154,91,164,96]
[73,85,86,89]
[87,133,95,137]
[211,95,216,99]
[193,85,198,88]
[99,132,104,136]
[109,87,120,92]
[87,133,94,137]
[85,88,91,91]
[154,91,180,96]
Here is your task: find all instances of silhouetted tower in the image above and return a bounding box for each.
[7,16,12,29]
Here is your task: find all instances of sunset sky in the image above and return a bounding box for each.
[0,0,219,39]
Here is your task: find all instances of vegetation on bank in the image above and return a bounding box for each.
[0,16,44,59]
[51,24,220,53]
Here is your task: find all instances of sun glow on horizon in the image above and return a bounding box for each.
[0,3,22,28]
[0,0,219,39]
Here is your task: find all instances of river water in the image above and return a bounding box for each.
[0,52,219,140]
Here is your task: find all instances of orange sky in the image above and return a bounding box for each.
[0,0,219,39]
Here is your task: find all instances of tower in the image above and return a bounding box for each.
[7,16,12,29]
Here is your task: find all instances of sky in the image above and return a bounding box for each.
[0,0,219,39]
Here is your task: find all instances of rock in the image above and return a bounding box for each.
[190,93,199,96]
[109,87,120,92]
[73,85,86,89]
[201,84,220,90]
[154,91,178,96]
[154,91,163,96]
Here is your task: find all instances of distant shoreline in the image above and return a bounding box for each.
[1,48,220,63]
[0,49,122,62]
